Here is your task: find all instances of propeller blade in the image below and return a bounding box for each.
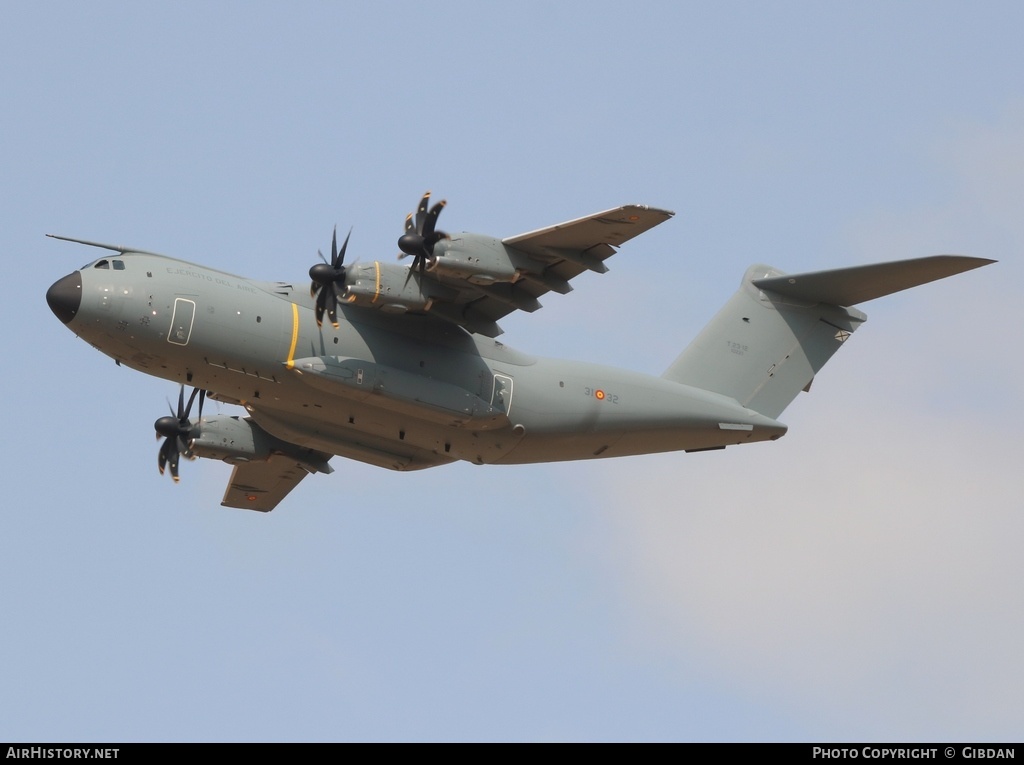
[154,384,204,483]
[314,292,326,328]
[337,228,351,267]
[309,226,351,328]
[415,192,430,234]
[183,387,199,421]
[311,248,327,297]
[423,199,445,239]
[398,192,447,273]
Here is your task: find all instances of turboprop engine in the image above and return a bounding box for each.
[188,414,279,464]
[427,234,521,285]
[341,261,455,314]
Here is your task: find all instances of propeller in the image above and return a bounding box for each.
[397,191,448,274]
[309,226,351,328]
[154,386,205,483]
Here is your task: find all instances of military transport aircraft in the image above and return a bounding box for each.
[46,192,993,511]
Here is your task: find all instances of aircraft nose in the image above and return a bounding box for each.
[46,271,82,324]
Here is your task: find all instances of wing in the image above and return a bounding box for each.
[503,203,675,265]
[221,454,324,512]
[332,200,673,336]
[416,204,674,336]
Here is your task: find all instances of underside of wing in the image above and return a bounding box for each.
[221,454,325,512]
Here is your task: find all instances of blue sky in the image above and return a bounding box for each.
[3,1,1021,741]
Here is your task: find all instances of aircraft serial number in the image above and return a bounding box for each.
[584,386,619,404]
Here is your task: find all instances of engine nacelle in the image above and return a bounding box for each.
[342,261,453,314]
[429,234,521,285]
[188,415,276,464]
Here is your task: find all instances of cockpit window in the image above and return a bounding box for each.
[113,260,125,270]
[94,259,109,269]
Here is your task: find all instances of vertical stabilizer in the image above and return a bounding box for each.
[662,256,993,419]
[663,265,865,419]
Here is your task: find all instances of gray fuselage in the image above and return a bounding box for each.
[52,251,787,471]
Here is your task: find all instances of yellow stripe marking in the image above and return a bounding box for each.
[373,261,381,303]
[286,302,299,369]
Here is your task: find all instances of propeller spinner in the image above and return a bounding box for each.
[155,386,205,483]
[397,191,448,274]
[309,226,351,328]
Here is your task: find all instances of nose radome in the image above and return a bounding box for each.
[46,271,82,324]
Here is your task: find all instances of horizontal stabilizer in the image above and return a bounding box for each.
[752,255,995,306]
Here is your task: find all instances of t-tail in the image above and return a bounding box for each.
[662,256,994,419]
